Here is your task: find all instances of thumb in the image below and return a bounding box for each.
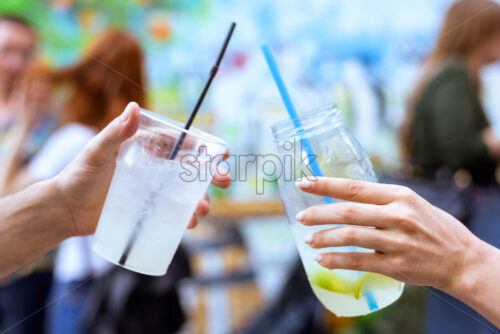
[85,102,141,165]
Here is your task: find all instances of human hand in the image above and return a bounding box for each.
[54,102,231,236]
[295,177,485,294]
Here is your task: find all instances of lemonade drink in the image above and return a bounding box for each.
[92,109,227,276]
[272,104,404,316]
[92,145,212,275]
[291,223,403,316]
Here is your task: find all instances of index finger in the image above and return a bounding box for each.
[295,177,400,205]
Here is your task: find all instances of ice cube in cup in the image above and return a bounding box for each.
[92,109,228,276]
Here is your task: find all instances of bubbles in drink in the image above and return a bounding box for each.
[330,137,356,163]
[345,163,365,179]
[92,143,212,275]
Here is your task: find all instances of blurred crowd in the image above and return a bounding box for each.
[2,0,500,333]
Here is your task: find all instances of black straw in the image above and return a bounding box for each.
[168,22,236,159]
[118,22,236,268]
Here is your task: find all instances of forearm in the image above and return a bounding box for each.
[446,239,500,328]
[0,179,74,278]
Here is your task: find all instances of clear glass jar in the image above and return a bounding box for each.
[272,104,403,317]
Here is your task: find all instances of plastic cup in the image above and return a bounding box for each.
[92,109,228,276]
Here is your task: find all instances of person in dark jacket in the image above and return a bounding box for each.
[401,0,500,184]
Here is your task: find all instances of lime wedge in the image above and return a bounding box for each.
[310,268,401,300]
[310,267,365,297]
[358,273,402,299]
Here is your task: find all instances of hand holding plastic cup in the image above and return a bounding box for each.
[92,109,228,275]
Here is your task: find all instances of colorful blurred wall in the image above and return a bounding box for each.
[5,0,500,180]
[3,1,500,332]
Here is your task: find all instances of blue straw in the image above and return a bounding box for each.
[262,45,378,311]
[261,45,333,204]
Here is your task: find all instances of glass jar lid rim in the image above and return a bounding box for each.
[271,103,342,141]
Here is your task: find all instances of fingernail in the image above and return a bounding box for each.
[314,254,323,262]
[217,164,228,175]
[296,210,305,222]
[120,109,130,123]
[295,179,312,189]
[304,234,313,245]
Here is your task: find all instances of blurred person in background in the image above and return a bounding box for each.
[0,14,35,145]
[0,29,146,334]
[0,15,54,158]
[401,0,500,183]
[400,0,500,333]
[0,14,58,334]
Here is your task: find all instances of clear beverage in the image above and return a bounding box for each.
[291,223,403,316]
[272,104,404,317]
[92,109,228,276]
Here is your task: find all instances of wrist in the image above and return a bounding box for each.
[443,236,493,301]
[46,177,77,239]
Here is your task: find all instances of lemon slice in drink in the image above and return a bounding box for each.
[356,273,402,299]
[310,267,357,294]
[310,267,365,298]
[310,268,401,299]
